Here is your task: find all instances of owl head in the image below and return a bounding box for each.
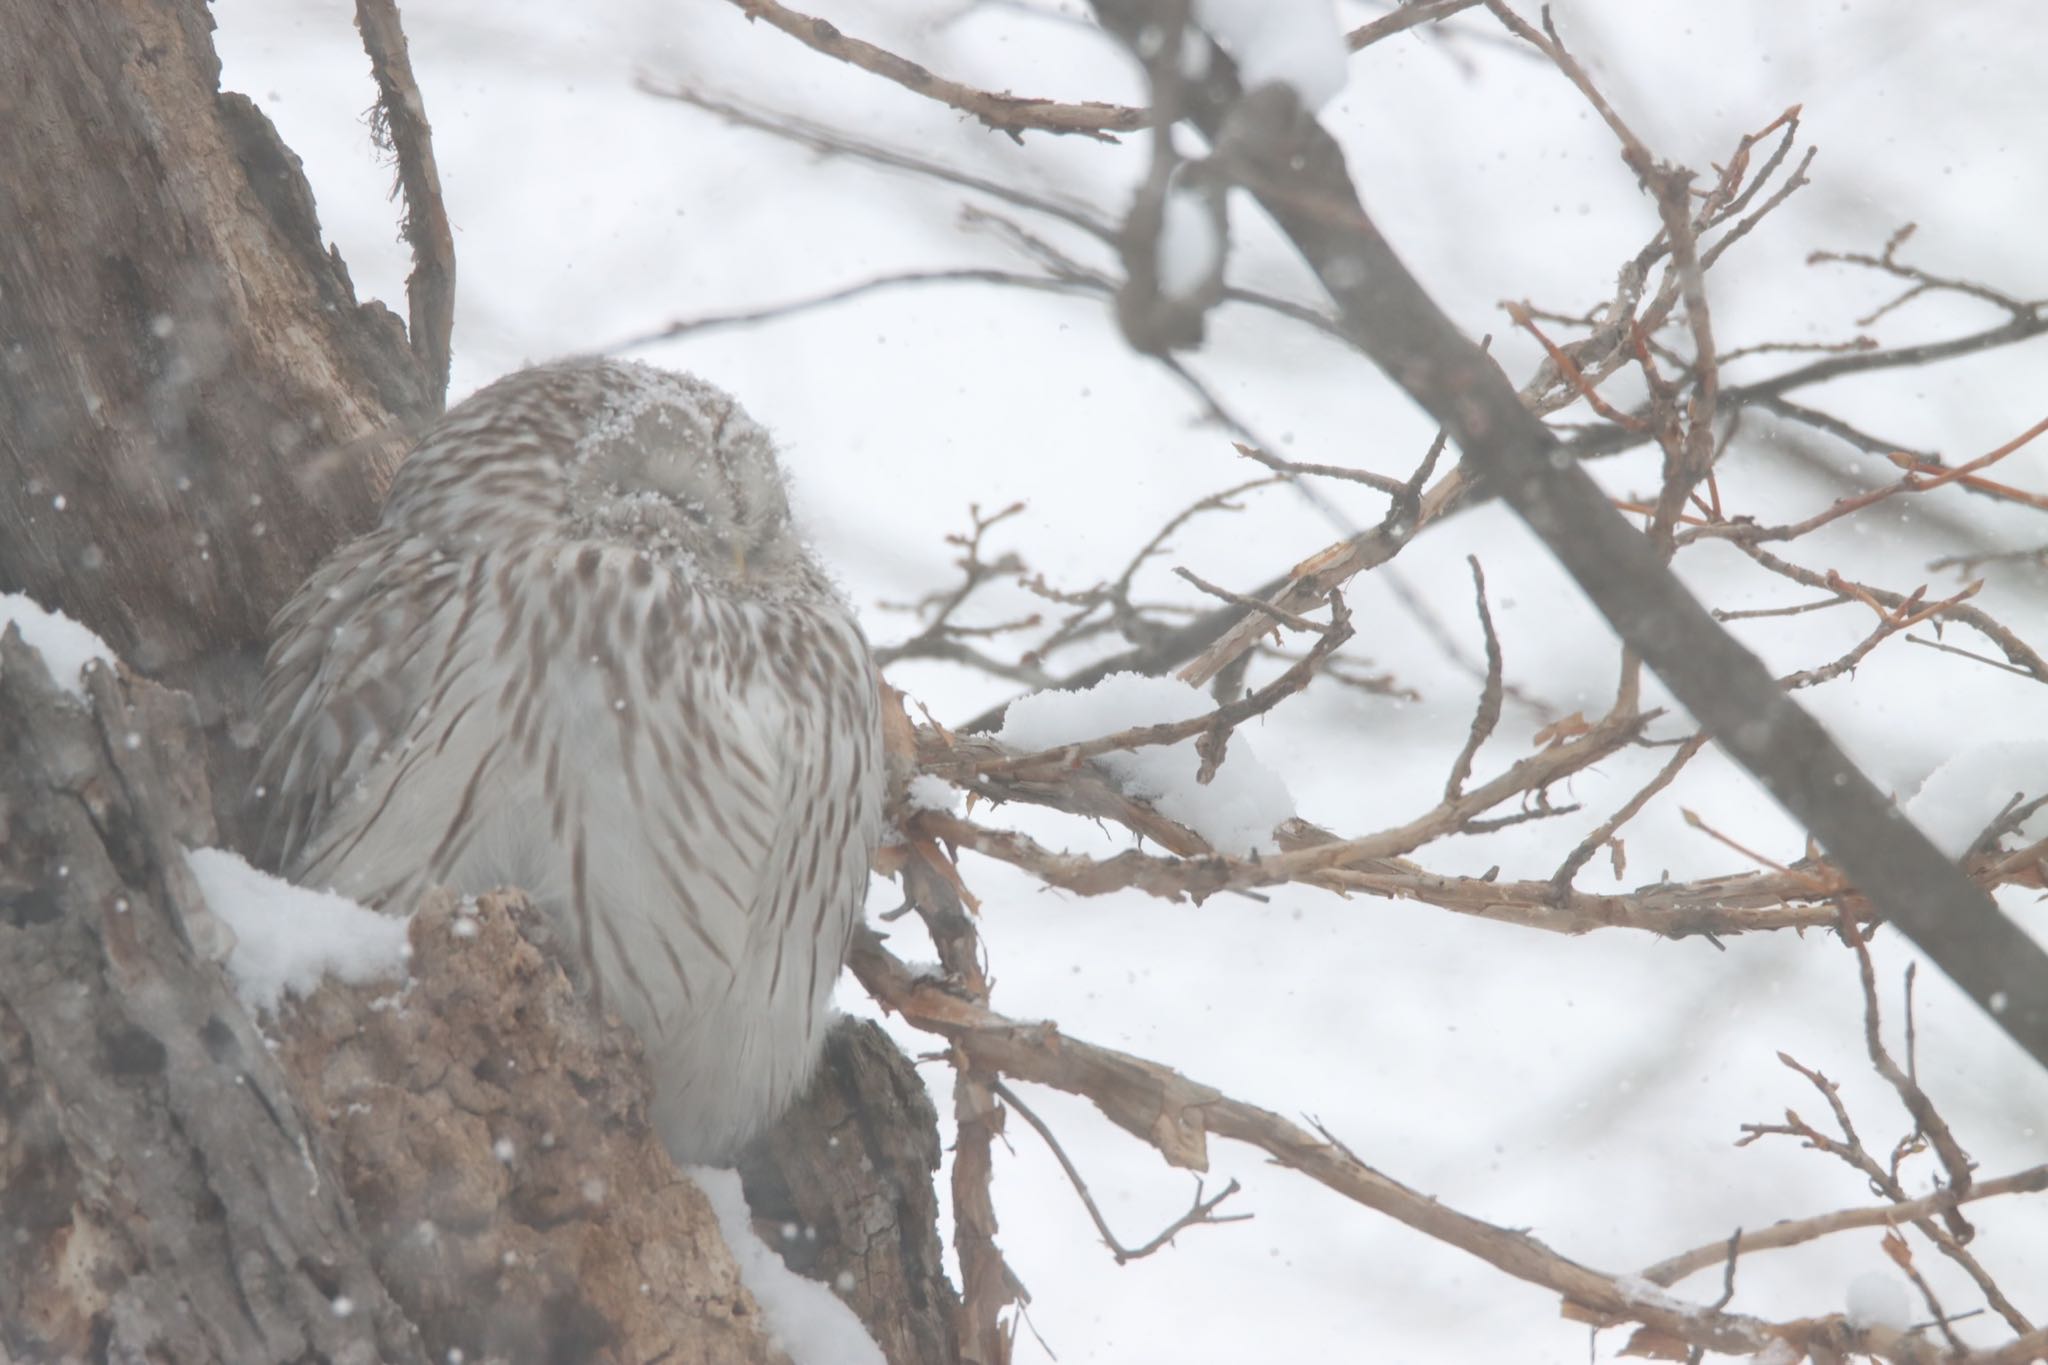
[565,360,810,592]
[381,357,818,597]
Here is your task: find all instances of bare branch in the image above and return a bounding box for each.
[991,1079,1249,1264]
[1084,0,2048,1068]
[356,0,455,407]
[851,930,2029,1363]
[1840,914,1979,1239]
[967,592,1352,779]
[713,0,1495,147]
[1443,557,1504,800]
[1641,1165,2048,1288]
[1551,733,1710,891]
[1177,454,1468,691]
[621,268,1107,351]
[724,0,1142,140]
[1740,970,2037,1336]
[1345,0,1485,50]
[1232,440,1411,497]
[1737,544,2048,684]
[644,83,1118,238]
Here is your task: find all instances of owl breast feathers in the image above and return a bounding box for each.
[257,357,885,1161]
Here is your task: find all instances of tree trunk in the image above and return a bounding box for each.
[0,637,433,1364]
[0,2,958,1361]
[0,1,433,680]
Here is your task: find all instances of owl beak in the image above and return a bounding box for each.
[731,543,749,580]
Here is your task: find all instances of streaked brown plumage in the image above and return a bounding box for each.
[257,357,884,1161]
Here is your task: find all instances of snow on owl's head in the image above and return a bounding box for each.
[566,360,808,592]
[380,357,815,597]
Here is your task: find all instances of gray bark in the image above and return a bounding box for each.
[0,2,959,1361]
[0,634,430,1364]
[0,0,434,846]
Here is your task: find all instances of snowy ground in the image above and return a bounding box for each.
[210,2,2048,1359]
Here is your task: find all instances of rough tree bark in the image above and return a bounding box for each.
[0,2,958,1361]
[283,885,791,1365]
[0,1,433,697]
[0,637,432,1364]
[739,1022,959,1365]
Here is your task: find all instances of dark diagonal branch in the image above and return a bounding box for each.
[1085,0,2048,1068]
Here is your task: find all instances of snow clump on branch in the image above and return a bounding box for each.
[997,670,1295,855]
[0,592,117,699]
[185,847,412,1013]
[1191,0,1348,110]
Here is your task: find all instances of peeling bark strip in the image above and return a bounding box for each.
[355,0,456,404]
[0,633,430,1364]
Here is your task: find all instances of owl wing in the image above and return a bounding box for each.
[255,529,465,875]
[717,601,884,998]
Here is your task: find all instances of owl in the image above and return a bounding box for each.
[257,357,885,1162]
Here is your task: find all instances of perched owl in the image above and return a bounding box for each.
[257,357,884,1162]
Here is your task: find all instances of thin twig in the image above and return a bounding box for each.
[1737,545,2048,684]
[1443,557,1503,800]
[1839,911,1978,1233]
[991,1079,1249,1264]
[617,268,1105,352]
[725,0,1143,140]
[1173,566,1325,634]
[1233,441,1411,497]
[1550,733,1709,891]
[1641,1165,2048,1287]
[852,931,2031,1363]
[976,593,1351,777]
[1345,0,1485,49]
[717,0,1495,146]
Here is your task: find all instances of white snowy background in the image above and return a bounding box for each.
[202,1,2048,1359]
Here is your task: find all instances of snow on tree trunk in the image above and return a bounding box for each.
[0,2,956,1360]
